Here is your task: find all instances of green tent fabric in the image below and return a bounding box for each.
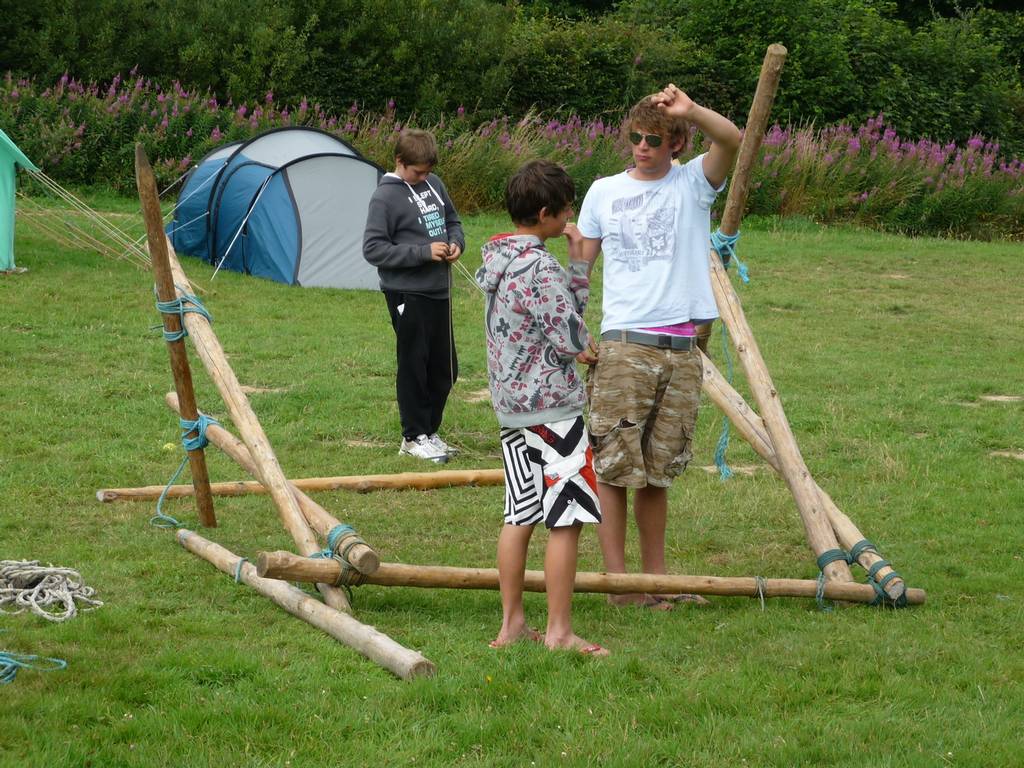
[1,128,38,272]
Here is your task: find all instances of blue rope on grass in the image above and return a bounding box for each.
[710,229,749,284]
[1,651,67,684]
[151,413,221,529]
[154,287,212,342]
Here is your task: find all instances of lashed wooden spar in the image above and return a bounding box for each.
[135,146,216,528]
[700,354,906,600]
[178,530,434,680]
[133,147,435,680]
[164,392,379,575]
[705,44,852,585]
[255,550,926,607]
[154,229,354,612]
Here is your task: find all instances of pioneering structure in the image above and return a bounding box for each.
[121,46,920,681]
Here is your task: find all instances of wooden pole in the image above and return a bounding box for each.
[256,551,925,607]
[177,530,434,680]
[97,468,505,501]
[160,243,351,612]
[696,43,788,353]
[164,393,379,576]
[720,44,788,237]
[134,145,216,528]
[699,45,853,584]
[709,252,853,583]
[700,353,905,600]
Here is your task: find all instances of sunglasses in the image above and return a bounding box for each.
[628,131,663,148]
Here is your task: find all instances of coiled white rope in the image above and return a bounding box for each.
[0,560,103,622]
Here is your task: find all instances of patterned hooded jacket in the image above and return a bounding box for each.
[475,233,592,428]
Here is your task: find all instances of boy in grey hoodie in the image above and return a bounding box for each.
[475,160,607,656]
[363,129,465,463]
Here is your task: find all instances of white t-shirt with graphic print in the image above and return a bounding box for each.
[577,154,724,334]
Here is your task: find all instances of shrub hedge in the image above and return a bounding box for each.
[1,0,1022,154]
[3,73,1022,239]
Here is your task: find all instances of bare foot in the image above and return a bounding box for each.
[654,593,710,606]
[489,626,543,648]
[545,633,610,657]
[607,593,673,611]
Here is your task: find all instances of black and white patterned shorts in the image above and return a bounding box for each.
[499,415,602,529]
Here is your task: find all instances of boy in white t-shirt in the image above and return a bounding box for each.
[577,84,740,609]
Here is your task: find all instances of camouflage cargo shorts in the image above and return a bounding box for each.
[586,340,702,488]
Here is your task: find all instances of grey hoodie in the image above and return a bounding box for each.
[362,172,465,299]
[475,233,592,428]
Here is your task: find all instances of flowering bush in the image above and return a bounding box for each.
[2,72,1022,239]
[748,116,1024,239]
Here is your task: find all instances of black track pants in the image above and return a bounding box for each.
[384,291,458,440]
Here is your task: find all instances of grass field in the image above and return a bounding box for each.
[1,200,1022,767]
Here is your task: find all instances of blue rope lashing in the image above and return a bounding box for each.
[815,549,852,611]
[0,651,67,684]
[179,413,219,452]
[306,546,360,605]
[151,413,220,528]
[713,323,737,480]
[234,558,248,584]
[327,524,356,554]
[154,286,212,342]
[849,539,879,565]
[866,559,907,607]
[710,229,748,284]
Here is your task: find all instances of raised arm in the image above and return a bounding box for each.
[652,83,740,189]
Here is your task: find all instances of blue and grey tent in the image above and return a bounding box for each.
[168,127,382,289]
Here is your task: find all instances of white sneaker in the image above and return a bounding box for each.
[400,435,448,463]
[428,433,458,457]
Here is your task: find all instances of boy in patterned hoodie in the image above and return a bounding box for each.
[475,160,607,656]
